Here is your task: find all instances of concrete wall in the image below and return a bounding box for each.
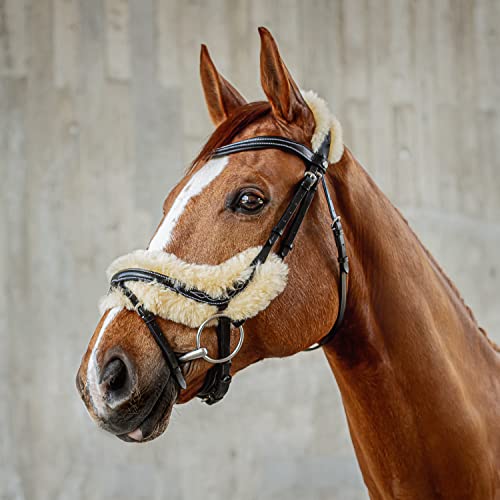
[1,1,499,499]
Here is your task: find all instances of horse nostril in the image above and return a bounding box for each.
[102,358,127,391]
[100,358,133,403]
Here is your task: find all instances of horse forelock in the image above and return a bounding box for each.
[190,101,272,172]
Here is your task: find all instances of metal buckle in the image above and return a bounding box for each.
[178,314,245,364]
[304,171,317,182]
[311,152,329,173]
[331,215,341,230]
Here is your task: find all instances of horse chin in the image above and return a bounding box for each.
[117,378,178,443]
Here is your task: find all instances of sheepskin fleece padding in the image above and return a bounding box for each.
[302,90,344,164]
[99,247,289,328]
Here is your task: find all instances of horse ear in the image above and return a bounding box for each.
[200,44,247,126]
[258,27,312,125]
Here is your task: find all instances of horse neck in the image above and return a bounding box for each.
[322,149,499,497]
[327,149,497,359]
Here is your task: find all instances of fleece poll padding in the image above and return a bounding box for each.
[302,90,344,164]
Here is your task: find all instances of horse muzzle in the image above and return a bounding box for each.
[76,346,178,442]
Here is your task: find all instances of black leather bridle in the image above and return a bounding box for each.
[109,132,348,405]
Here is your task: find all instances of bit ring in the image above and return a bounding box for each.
[196,314,244,364]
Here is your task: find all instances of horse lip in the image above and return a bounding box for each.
[127,427,143,442]
[117,379,177,443]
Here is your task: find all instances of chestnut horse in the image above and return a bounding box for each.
[76,28,500,498]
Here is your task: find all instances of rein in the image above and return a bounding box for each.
[109,132,348,404]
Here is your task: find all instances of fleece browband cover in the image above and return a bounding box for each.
[99,247,289,328]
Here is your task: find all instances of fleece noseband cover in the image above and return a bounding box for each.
[100,247,289,328]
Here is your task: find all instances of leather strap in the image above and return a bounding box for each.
[117,284,187,389]
[212,136,329,173]
[306,177,349,349]
[196,316,232,405]
[252,171,318,265]
[278,180,318,258]
[111,268,250,307]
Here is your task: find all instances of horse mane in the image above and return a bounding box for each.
[190,101,271,171]
[397,208,500,353]
[420,241,500,352]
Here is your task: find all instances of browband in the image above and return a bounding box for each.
[212,136,330,173]
[108,132,349,404]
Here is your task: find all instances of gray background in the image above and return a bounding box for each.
[1,1,499,499]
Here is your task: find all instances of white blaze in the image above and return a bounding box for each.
[87,306,122,416]
[148,157,229,251]
[86,158,228,415]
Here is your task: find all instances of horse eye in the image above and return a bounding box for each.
[234,190,266,214]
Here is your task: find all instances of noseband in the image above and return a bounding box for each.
[109,132,348,404]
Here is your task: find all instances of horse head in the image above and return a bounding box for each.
[76,27,345,442]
